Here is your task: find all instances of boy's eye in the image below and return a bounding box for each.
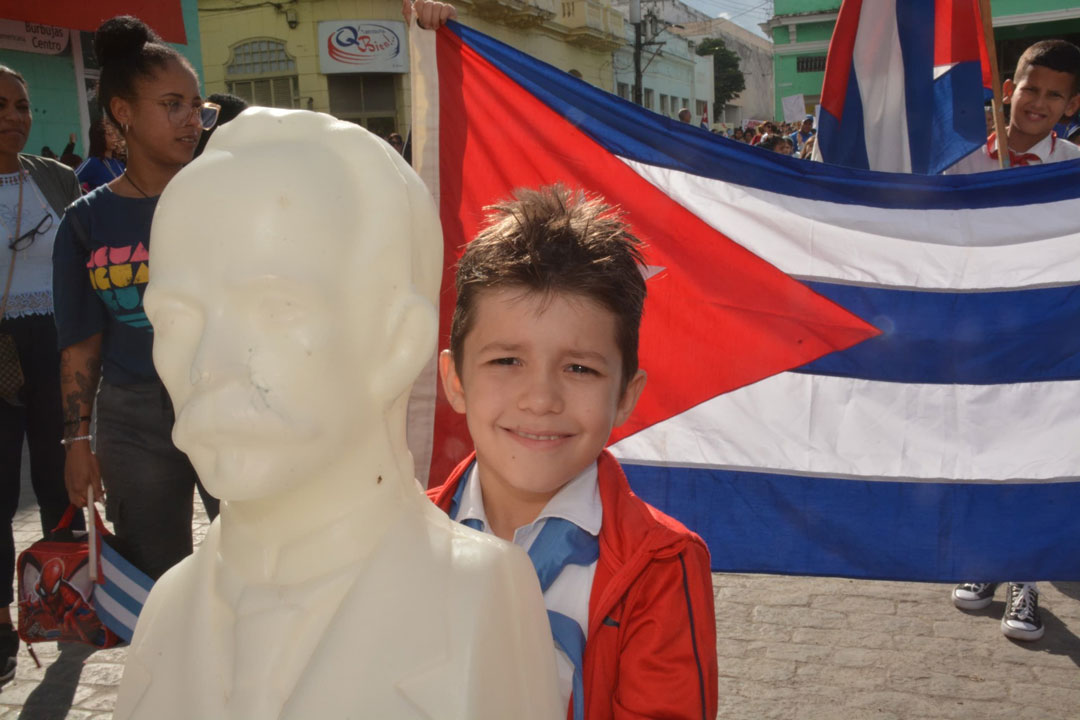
[567,364,597,375]
[490,357,519,366]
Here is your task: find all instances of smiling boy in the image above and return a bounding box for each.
[429,185,717,719]
[944,40,1080,643]
[947,39,1080,174]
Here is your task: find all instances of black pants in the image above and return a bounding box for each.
[97,380,219,581]
[0,313,81,607]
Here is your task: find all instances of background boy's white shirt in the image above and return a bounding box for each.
[457,462,601,714]
[944,132,1080,174]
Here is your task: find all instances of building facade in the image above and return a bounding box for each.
[199,0,625,138]
[610,11,714,122]
[764,0,1080,122]
[0,2,203,160]
[674,17,773,126]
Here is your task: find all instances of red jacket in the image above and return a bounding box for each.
[428,450,718,720]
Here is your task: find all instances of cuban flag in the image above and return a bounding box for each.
[407,21,1080,582]
[814,0,991,174]
[87,499,153,643]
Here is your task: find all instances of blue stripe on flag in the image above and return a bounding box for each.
[817,66,870,171]
[929,61,987,173]
[623,463,1080,581]
[92,594,135,643]
[897,0,935,174]
[446,21,1080,210]
[796,280,1080,384]
[101,540,154,595]
[97,577,145,619]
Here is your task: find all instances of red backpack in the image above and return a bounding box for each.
[16,505,122,649]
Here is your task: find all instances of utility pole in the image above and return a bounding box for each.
[631,0,642,105]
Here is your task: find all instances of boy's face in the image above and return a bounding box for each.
[1004,65,1080,146]
[440,287,645,509]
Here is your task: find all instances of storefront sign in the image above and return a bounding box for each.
[0,21,69,55]
[318,20,408,74]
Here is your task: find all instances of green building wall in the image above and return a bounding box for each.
[0,0,204,160]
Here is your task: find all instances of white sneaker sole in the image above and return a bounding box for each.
[1001,619,1044,642]
[952,589,994,610]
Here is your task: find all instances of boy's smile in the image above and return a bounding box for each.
[1004,65,1080,152]
[440,287,645,535]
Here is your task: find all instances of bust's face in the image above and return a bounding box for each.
[145,140,405,502]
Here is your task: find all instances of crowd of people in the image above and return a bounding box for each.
[0,0,1076,714]
[712,115,817,158]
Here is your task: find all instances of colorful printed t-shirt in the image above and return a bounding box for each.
[52,186,157,385]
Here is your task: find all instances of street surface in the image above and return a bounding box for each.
[1,464,1077,719]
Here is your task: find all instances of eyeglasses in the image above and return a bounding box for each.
[145,99,221,131]
[8,214,52,251]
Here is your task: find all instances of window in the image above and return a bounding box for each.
[327,74,398,136]
[797,55,827,73]
[617,82,630,100]
[682,97,689,111]
[643,88,654,110]
[696,100,708,119]
[660,94,669,116]
[225,39,298,109]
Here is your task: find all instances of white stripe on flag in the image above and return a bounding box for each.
[101,554,151,604]
[933,62,958,80]
[405,16,442,487]
[94,587,138,633]
[852,0,912,173]
[622,160,1080,289]
[610,372,1080,482]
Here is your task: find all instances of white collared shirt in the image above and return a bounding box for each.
[457,462,601,714]
[944,132,1080,174]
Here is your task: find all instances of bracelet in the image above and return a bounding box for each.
[63,415,92,427]
[60,434,93,446]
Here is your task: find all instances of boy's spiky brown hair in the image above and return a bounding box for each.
[450,184,647,391]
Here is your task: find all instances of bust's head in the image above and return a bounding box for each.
[145,108,441,502]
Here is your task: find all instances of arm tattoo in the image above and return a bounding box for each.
[60,352,99,439]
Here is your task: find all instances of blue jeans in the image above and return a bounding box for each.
[97,379,218,580]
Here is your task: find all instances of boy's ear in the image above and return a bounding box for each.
[1066,92,1080,118]
[438,349,467,415]
[1002,78,1015,104]
[614,369,647,427]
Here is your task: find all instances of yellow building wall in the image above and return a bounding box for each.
[199,0,621,136]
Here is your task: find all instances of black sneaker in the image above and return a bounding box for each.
[1001,583,1044,641]
[0,623,17,687]
[952,582,998,610]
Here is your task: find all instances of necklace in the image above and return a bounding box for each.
[123,172,151,198]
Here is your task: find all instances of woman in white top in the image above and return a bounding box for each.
[0,65,82,686]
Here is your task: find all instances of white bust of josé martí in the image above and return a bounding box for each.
[114,108,561,720]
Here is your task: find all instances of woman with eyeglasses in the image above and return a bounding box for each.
[53,16,221,584]
[0,64,83,686]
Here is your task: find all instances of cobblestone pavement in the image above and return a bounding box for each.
[1,476,1077,719]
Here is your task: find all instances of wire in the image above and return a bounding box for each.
[725,0,772,22]
[200,1,294,13]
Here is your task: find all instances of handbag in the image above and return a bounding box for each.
[0,171,25,406]
[16,502,122,649]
